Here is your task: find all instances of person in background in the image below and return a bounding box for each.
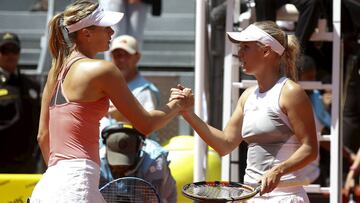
[100,34,160,141]
[0,32,41,173]
[99,123,177,203]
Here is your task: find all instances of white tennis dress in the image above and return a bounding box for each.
[30,159,106,203]
[241,77,315,203]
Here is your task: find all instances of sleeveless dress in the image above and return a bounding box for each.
[242,77,311,203]
[31,53,109,202]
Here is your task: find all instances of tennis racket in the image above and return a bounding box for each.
[100,177,161,203]
[182,181,260,202]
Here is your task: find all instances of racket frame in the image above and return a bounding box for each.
[182,181,260,202]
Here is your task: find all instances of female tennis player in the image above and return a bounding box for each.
[31,0,189,202]
[171,21,318,202]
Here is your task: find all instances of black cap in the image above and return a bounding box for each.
[0,32,20,49]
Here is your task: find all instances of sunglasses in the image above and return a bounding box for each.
[0,46,20,55]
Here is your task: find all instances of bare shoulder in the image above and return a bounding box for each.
[239,86,256,104]
[282,79,306,98]
[75,58,117,75]
[280,79,310,111]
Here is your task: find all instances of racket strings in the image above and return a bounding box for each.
[193,185,246,198]
[186,184,255,200]
[101,178,159,203]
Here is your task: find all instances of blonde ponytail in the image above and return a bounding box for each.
[283,35,300,81]
[45,0,98,93]
[47,12,69,91]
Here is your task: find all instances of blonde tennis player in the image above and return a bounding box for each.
[171,21,318,202]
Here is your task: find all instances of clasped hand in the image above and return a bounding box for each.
[169,84,194,113]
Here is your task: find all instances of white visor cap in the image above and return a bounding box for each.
[227,24,285,56]
[66,5,124,33]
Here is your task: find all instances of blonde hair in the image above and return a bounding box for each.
[46,0,98,91]
[254,21,300,81]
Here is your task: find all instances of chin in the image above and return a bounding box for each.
[243,68,255,76]
[101,45,110,52]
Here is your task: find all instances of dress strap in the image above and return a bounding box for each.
[51,53,87,106]
[57,53,87,81]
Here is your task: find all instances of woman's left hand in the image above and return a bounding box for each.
[169,84,194,112]
[260,166,283,195]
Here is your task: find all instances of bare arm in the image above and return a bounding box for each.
[180,87,254,156]
[37,70,55,166]
[260,80,318,194]
[97,62,183,135]
[345,148,360,193]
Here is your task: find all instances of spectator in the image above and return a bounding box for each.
[99,123,177,203]
[0,32,41,173]
[255,0,322,53]
[101,34,160,140]
[100,0,162,60]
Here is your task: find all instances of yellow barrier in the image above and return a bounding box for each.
[0,174,42,203]
[163,135,221,203]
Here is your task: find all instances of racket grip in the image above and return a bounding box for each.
[254,185,261,194]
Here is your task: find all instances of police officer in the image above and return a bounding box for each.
[0,32,41,173]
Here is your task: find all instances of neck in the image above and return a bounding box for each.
[255,65,281,93]
[253,58,283,92]
[125,69,138,82]
[75,45,96,59]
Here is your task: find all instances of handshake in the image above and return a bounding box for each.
[169,84,194,114]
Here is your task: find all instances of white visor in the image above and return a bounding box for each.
[65,5,124,33]
[227,24,285,56]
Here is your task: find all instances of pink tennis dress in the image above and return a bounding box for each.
[31,53,109,202]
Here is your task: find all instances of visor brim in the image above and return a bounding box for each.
[227,31,258,43]
[96,11,124,27]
